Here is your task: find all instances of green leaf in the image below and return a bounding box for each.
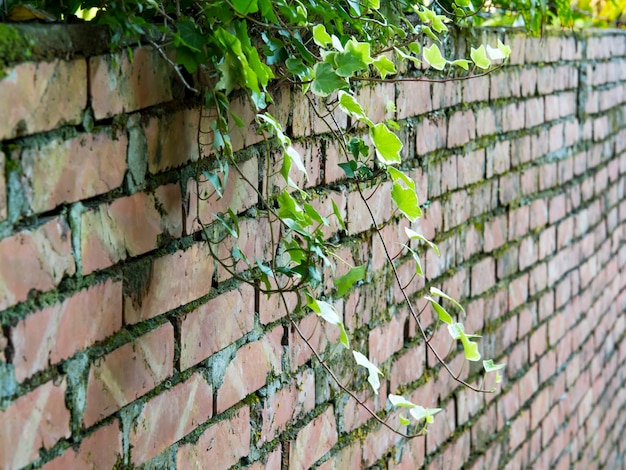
[332,199,347,231]
[483,359,506,373]
[404,228,439,255]
[338,91,372,126]
[286,57,309,77]
[370,123,402,164]
[422,26,438,41]
[311,62,349,97]
[175,19,205,52]
[372,55,396,79]
[313,24,332,47]
[409,405,442,423]
[403,245,423,276]
[448,323,481,361]
[391,182,421,222]
[450,59,470,70]
[334,265,366,297]
[455,0,471,7]
[285,145,308,178]
[471,45,491,70]
[423,44,446,71]
[429,286,466,316]
[425,296,453,324]
[309,297,350,348]
[389,394,416,408]
[399,416,411,425]
[432,16,448,33]
[334,39,373,77]
[497,40,512,58]
[394,47,421,67]
[353,351,383,394]
[232,0,259,15]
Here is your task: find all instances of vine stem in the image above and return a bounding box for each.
[148,39,199,94]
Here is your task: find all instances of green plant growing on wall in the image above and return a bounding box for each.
[1,0,522,437]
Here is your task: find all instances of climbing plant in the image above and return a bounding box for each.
[1,0,520,436]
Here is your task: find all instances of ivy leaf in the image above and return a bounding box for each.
[455,0,471,7]
[175,19,205,52]
[405,228,440,255]
[286,57,309,77]
[338,91,372,126]
[370,123,402,164]
[399,416,411,425]
[353,351,383,394]
[394,47,421,66]
[425,296,453,324]
[309,298,350,348]
[311,62,349,97]
[423,44,446,70]
[285,145,308,179]
[429,286,466,316]
[403,245,423,276]
[388,167,421,222]
[388,394,416,408]
[334,39,373,77]
[422,26,439,41]
[470,45,491,70]
[486,44,507,61]
[372,55,396,79]
[483,359,506,373]
[497,40,511,58]
[450,59,470,70]
[332,199,347,231]
[313,24,332,47]
[432,16,448,33]
[409,406,442,423]
[334,265,366,297]
[232,0,259,15]
[448,323,481,361]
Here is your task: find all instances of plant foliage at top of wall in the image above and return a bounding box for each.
[0,0,588,437]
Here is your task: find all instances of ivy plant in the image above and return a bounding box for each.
[2,0,517,436]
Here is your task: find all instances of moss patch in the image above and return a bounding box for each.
[0,24,32,76]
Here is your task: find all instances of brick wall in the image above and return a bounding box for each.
[1,26,625,469]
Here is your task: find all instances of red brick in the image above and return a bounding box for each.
[342,382,388,433]
[289,311,340,369]
[217,327,283,413]
[81,184,182,274]
[42,420,122,470]
[520,67,538,96]
[362,413,404,465]
[130,373,213,465]
[525,97,544,127]
[447,110,476,147]
[540,162,558,191]
[486,140,510,177]
[490,69,520,100]
[416,115,447,155]
[519,236,538,271]
[432,78,462,109]
[509,274,529,311]
[346,181,392,234]
[530,199,549,230]
[0,380,70,469]
[549,194,567,224]
[0,218,75,310]
[186,157,258,234]
[258,275,300,325]
[368,311,406,364]
[83,323,174,427]
[476,107,497,137]
[144,108,201,174]
[20,130,127,213]
[319,442,362,470]
[11,279,122,382]
[529,324,548,362]
[390,343,425,391]
[457,149,486,187]
[484,214,508,252]
[290,407,338,469]
[89,47,174,119]
[509,205,530,241]
[180,284,255,370]
[464,76,489,103]
[124,242,214,324]
[260,370,315,444]
[499,101,525,132]
[0,59,86,140]
[177,406,250,470]
[357,82,395,124]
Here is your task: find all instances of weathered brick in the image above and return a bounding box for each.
[484,214,508,252]
[457,149,485,187]
[124,242,214,324]
[260,370,315,444]
[368,310,406,364]
[42,420,122,470]
[486,140,511,177]
[0,380,70,469]
[471,258,495,296]
[346,181,392,234]
[145,108,201,174]
[216,327,283,413]
[0,59,86,140]
[416,115,447,155]
[83,323,174,427]
[81,184,182,274]
[20,130,127,213]
[180,284,255,370]
[11,279,122,382]
[0,218,75,310]
[130,374,213,465]
[447,110,476,147]
[177,406,250,470]
[185,157,258,234]
[290,407,338,469]
[89,47,174,119]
